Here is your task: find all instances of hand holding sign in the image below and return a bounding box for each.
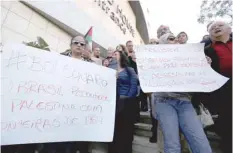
[1,43,116,145]
[135,43,229,92]
[205,56,212,64]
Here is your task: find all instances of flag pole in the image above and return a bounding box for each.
[84,26,93,52]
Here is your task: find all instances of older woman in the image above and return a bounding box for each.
[41,35,89,153]
[153,33,212,153]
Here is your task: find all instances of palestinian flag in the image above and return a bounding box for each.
[84,26,93,52]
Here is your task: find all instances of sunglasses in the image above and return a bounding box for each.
[72,41,85,46]
[167,37,175,41]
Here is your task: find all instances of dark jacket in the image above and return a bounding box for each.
[200,38,212,47]
[192,37,232,110]
[128,56,138,74]
[204,37,232,78]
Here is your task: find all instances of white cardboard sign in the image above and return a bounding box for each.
[1,43,116,145]
[135,43,229,92]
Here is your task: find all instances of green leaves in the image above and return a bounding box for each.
[23,36,50,51]
[197,0,232,25]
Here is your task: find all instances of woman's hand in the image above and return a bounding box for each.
[205,56,212,65]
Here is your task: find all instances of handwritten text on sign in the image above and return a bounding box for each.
[1,43,116,145]
[135,43,228,92]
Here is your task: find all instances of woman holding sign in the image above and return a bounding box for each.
[108,50,138,153]
[154,33,212,153]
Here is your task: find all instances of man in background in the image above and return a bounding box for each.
[126,41,137,73]
[202,35,210,41]
[147,38,159,143]
[126,40,147,125]
[83,48,94,62]
[200,21,214,46]
[107,47,117,70]
[157,25,171,39]
[92,47,102,65]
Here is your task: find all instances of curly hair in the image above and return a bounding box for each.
[114,50,129,68]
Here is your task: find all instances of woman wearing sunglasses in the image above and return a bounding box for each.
[153,33,212,153]
[108,50,138,153]
[60,35,86,59]
[41,35,89,153]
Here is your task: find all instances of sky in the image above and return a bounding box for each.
[144,0,208,43]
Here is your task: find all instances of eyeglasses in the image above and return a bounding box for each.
[72,41,85,46]
[167,37,175,41]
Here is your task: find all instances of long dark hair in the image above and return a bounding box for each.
[114,50,129,68]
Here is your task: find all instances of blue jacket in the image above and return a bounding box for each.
[108,58,118,70]
[117,67,138,97]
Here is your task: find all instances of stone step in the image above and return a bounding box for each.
[134,123,152,138]
[139,112,152,125]
[90,135,158,153]
[138,113,221,141]
[90,137,222,153]
[133,135,158,153]
[206,131,221,142]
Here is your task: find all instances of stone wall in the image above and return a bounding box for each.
[1,1,71,53]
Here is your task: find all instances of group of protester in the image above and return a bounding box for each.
[1,20,232,153]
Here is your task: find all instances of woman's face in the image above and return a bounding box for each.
[167,34,177,44]
[70,36,86,54]
[103,59,109,66]
[114,51,121,62]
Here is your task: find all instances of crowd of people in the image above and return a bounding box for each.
[1,20,232,153]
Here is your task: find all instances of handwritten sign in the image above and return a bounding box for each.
[135,43,229,92]
[1,43,116,145]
